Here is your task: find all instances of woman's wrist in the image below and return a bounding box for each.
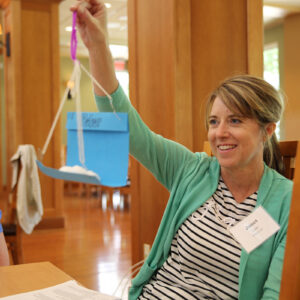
[87,40,109,55]
[88,46,118,95]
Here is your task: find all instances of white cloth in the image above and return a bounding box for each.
[10,145,43,234]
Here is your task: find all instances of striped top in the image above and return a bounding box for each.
[138,178,257,300]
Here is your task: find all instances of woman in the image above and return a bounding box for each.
[0,210,9,266]
[71,1,292,299]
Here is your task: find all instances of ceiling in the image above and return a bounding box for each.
[59,0,300,58]
[264,0,300,27]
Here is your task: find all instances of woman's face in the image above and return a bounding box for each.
[207,97,266,174]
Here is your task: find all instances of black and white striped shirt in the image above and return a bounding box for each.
[138,178,257,300]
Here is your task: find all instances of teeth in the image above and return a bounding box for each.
[218,145,236,150]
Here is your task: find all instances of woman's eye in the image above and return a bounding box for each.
[231,118,241,124]
[208,119,217,126]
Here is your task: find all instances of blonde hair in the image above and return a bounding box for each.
[205,74,284,174]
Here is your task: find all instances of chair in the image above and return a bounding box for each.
[3,225,23,265]
[100,178,131,210]
[278,140,297,180]
[2,154,26,265]
[2,191,23,265]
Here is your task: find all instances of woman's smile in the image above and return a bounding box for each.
[217,144,237,151]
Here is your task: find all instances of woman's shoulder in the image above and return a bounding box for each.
[258,167,293,225]
[262,166,293,208]
[263,164,292,182]
[182,152,219,177]
[267,166,293,189]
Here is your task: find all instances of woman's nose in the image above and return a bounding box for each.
[216,122,229,138]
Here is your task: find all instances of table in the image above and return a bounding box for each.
[0,262,73,297]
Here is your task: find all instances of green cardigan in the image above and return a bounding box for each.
[95,85,293,300]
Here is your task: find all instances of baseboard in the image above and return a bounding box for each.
[35,216,65,230]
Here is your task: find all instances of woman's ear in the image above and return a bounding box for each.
[265,122,276,138]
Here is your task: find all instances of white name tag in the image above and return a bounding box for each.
[229,206,280,253]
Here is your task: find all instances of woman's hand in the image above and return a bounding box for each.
[70,0,118,95]
[70,0,108,51]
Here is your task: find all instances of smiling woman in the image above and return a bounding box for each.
[71,1,292,299]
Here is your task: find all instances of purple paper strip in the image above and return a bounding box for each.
[71,11,77,61]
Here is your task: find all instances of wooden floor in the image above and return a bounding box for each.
[21,192,132,298]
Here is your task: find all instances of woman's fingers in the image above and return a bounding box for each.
[70,0,105,24]
[70,0,102,15]
[69,0,108,49]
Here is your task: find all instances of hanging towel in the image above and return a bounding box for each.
[10,145,43,234]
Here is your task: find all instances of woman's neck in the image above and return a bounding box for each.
[221,164,264,203]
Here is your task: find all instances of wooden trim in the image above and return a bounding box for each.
[247,0,263,76]
[34,216,65,230]
[283,13,300,141]
[280,141,300,299]
[127,0,141,265]
[279,140,298,157]
[4,0,23,188]
[50,0,64,218]
[203,141,212,156]
[0,0,10,9]
[174,0,193,150]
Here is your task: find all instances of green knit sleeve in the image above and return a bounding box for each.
[95,84,197,191]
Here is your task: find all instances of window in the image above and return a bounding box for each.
[263,43,281,139]
[264,43,280,89]
[110,45,129,97]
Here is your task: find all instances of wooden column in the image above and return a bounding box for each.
[279,13,300,300]
[0,0,64,228]
[128,0,263,264]
[280,141,300,299]
[283,13,300,140]
[190,0,263,151]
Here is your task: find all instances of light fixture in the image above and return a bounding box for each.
[105,3,112,8]
[65,26,72,32]
[67,80,75,100]
[263,5,286,19]
[67,80,75,90]
[119,16,128,22]
[108,22,120,29]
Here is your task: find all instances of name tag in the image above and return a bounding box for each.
[229,206,280,253]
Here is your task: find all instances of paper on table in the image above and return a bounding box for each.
[0,280,120,300]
